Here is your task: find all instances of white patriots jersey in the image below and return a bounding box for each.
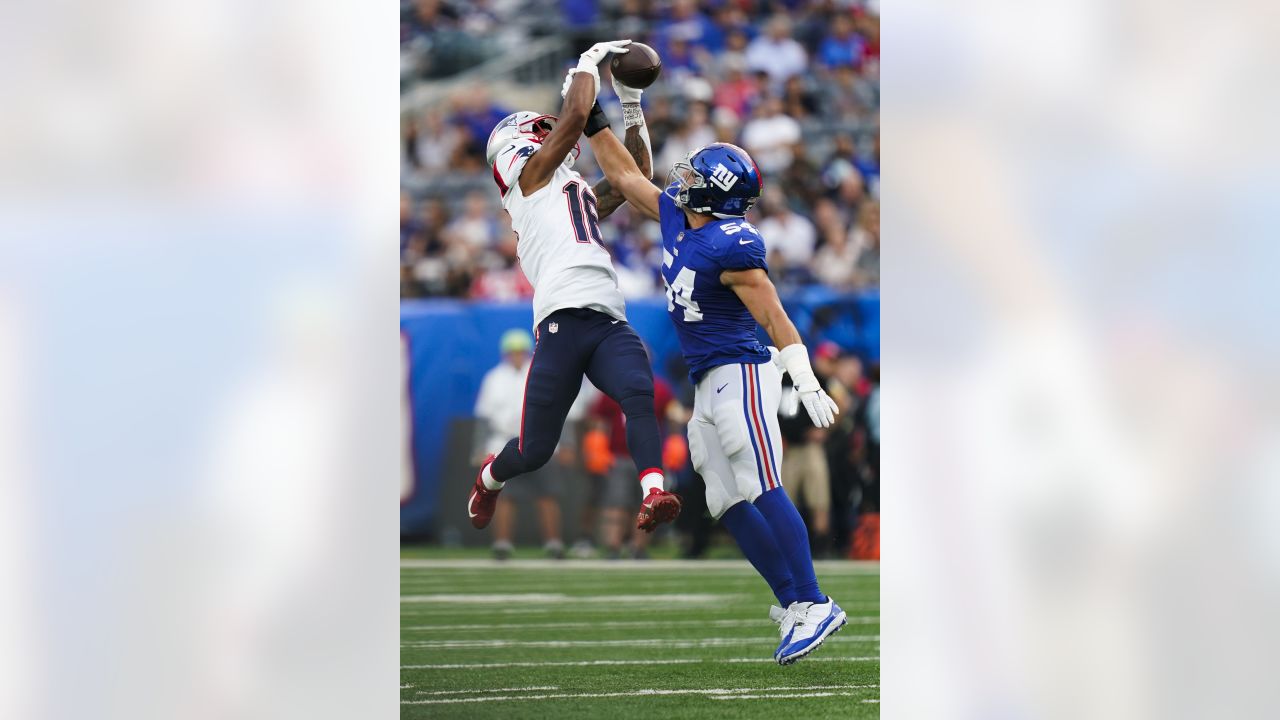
[493,139,627,328]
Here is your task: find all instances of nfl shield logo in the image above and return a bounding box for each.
[549,322,559,334]
[676,231,685,242]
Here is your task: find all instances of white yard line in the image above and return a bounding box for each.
[401,593,724,604]
[401,559,879,572]
[402,635,880,649]
[401,684,875,705]
[402,655,878,670]
[410,686,559,697]
[402,617,879,632]
[711,690,878,700]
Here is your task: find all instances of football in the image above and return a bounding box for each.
[610,42,662,89]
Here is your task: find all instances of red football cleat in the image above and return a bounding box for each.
[467,455,500,530]
[636,488,682,533]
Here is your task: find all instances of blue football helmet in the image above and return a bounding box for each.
[665,142,764,218]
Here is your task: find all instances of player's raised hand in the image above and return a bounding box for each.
[580,40,632,67]
[611,70,643,105]
[565,40,632,98]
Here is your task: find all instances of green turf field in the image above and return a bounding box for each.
[401,554,880,718]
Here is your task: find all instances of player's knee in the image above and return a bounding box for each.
[518,439,556,473]
[618,391,656,421]
[706,488,745,520]
[738,481,763,507]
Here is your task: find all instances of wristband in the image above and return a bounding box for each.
[778,344,820,392]
[622,103,644,128]
[584,101,611,137]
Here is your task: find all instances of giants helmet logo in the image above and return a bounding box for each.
[708,163,739,191]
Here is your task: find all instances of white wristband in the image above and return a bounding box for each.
[778,344,820,392]
[569,65,601,96]
[622,103,644,128]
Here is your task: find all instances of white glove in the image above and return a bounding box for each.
[777,344,840,429]
[611,72,643,105]
[563,40,631,98]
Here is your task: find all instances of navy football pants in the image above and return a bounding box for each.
[490,308,663,483]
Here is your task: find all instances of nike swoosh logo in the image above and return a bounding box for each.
[739,239,753,245]
[467,491,478,518]
[716,383,729,393]
[611,320,620,324]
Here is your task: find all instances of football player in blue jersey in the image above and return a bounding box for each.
[585,96,846,664]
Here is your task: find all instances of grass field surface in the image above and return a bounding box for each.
[401,553,880,718]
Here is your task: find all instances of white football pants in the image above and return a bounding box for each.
[686,361,785,519]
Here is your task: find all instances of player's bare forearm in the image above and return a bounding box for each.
[594,124,652,218]
[722,268,803,348]
[588,129,660,220]
[520,73,594,194]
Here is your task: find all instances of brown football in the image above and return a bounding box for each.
[610,42,662,89]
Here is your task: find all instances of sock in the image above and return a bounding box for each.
[720,501,797,607]
[639,469,664,496]
[481,462,504,491]
[755,488,824,603]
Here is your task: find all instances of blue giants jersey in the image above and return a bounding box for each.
[658,190,771,384]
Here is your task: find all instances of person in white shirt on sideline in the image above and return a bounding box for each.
[473,329,567,559]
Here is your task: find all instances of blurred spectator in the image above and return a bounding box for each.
[474,329,566,560]
[711,54,760,122]
[781,76,818,120]
[757,188,817,270]
[779,142,826,211]
[856,131,881,198]
[812,200,859,289]
[745,15,807,89]
[778,342,841,555]
[406,109,460,174]
[849,200,880,288]
[656,0,718,53]
[818,13,867,69]
[655,102,716,176]
[448,190,500,251]
[740,96,801,174]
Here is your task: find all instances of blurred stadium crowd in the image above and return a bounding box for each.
[400,0,879,300]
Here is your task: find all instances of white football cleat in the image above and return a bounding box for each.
[769,604,801,660]
[775,596,847,665]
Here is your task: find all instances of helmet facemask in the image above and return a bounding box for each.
[664,154,709,213]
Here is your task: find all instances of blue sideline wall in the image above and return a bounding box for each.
[401,290,878,537]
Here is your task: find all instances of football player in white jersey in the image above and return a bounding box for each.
[467,40,683,538]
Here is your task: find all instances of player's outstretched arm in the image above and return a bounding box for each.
[594,124,652,219]
[588,128,661,221]
[594,75,653,219]
[520,40,631,196]
[722,268,840,428]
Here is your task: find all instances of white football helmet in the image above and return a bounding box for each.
[485,111,579,169]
